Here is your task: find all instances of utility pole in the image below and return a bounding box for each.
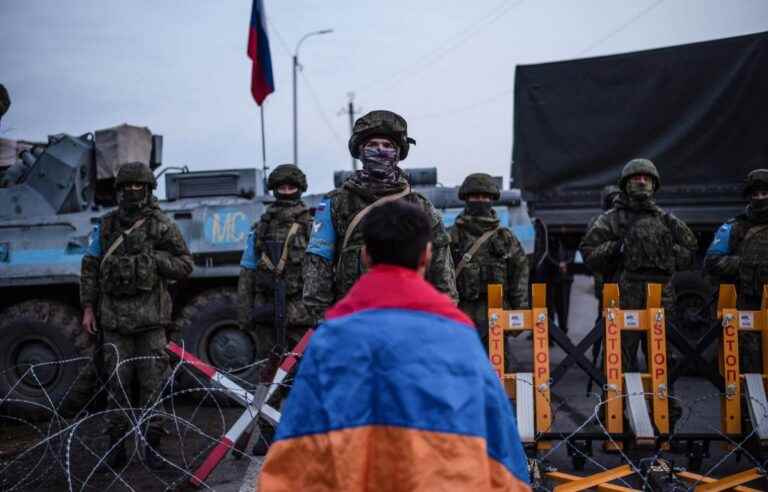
[340,92,361,170]
[292,29,333,167]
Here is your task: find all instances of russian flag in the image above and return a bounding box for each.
[259,266,531,491]
[247,0,274,105]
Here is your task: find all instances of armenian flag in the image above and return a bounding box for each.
[259,265,530,491]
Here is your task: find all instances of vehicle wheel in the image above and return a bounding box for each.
[669,271,717,376]
[0,300,94,420]
[174,288,267,404]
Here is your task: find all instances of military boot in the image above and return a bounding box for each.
[144,428,165,470]
[252,423,275,456]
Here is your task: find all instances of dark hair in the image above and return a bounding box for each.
[361,200,432,270]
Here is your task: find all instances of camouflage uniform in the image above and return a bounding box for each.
[303,111,457,323]
[590,185,621,302]
[704,169,768,372]
[448,173,529,339]
[238,165,314,346]
[80,162,193,456]
[580,159,698,370]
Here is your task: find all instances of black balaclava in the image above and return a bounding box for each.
[465,201,493,216]
[117,184,149,217]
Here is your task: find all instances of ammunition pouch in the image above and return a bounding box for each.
[457,262,482,301]
[623,216,675,274]
[737,225,768,299]
[100,253,158,298]
[739,261,768,299]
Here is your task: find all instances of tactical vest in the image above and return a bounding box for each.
[737,224,768,299]
[331,188,421,297]
[619,211,675,279]
[253,204,311,296]
[451,226,508,302]
[96,209,174,334]
[99,212,164,298]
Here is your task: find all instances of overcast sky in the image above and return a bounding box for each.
[1,1,766,196]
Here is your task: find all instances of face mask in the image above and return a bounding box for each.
[360,146,400,182]
[118,186,147,213]
[274,191,301,202]
[465,201,493,216]
[361,146,398,166]
[751,197,768,213]
[626,180,654,202]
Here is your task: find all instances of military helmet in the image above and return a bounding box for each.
[348,110,416,160]
[115,161,157,189]
[0,84,10,119]
[743,169,768,197]
[267,164,307,192]
[601,185,621,210]
[458,173,500,201]
[619,158,660,192]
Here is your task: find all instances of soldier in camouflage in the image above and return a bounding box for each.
[580,159,698,371]
[589,185,621,303]
[303,110,457,323]
[449,173,528,341]
[705,169,768,372]
[238,164,313,455]
[80,162,193,469]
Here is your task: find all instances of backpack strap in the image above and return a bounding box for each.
[341,185,411,251]
[99,217,147,268]
[455,227,500,277]
[260,222,300,275]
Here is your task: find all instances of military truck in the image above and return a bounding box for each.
[0,123,534,417]
[512,30,768,329]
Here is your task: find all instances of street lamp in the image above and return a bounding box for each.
[293,29,333,167]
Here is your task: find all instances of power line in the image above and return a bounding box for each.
[300,70,345,146]
[357,0,525,94]
[408,0,666,121]
[409,87,513,120]
[577,0,665,56]
[266,18,291,57]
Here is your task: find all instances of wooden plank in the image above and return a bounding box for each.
[547,471,640,492]
[648,307,669,434]
[695,468,764,491]
[488,308,505,382]
[488,283,503,309]
[532,308,552,436]
[676,470,762,492]
[553,465,634,492]
[721,309,741,435]
[532,282,546,309]
[604,307,623,441]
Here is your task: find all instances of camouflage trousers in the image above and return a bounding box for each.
[254,323,312,439]
[102,328,169,438]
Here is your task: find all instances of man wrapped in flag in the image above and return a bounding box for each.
[259,200,530,491]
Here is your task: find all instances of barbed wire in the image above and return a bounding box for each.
[1,344,766,491]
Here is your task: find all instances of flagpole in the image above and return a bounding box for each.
[260,104,268,185]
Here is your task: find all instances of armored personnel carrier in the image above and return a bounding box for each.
[0,124,272,416]
[0,123,533,417]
